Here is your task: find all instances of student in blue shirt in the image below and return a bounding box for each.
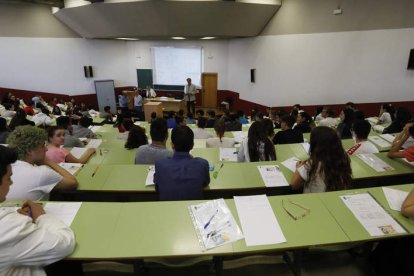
[154,126,210,200]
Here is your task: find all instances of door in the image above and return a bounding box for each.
[201,72,218,108]
[95,80,116,113]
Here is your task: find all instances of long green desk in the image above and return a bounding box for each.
[68,185,414,264]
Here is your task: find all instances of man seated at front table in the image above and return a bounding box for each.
[135,118,173,164]
[6,125,78,200]
[154,125,210,200]
[0,145,76,276]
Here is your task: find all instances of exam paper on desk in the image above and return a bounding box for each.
[257,165,289,187]
[44,202,82,226]
[382,187,409,212]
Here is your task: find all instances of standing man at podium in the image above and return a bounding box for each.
[184,78,196,115]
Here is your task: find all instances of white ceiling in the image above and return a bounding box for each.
[54,0,281,39]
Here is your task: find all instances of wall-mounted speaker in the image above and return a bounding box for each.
[84,66,94,78]
[250,69,255,83]
[407,49,414,70]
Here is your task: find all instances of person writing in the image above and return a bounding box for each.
[0,145,76,276]
[184,78,197,115]
[387,122,414,161]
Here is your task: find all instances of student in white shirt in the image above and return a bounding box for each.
[291,126,352,193]
[0,145,75,276]
[318,108,337,128]
[32,106,55,126]
[347,120,379,155]
[377,103,394,125]
[193,117,213,139]
[206,119,235,148]
[6,126,78,200]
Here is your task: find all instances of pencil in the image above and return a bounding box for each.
[91,165,100,177]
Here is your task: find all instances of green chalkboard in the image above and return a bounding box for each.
[137,69,153,89]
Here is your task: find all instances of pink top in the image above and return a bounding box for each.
[46,146,69,163]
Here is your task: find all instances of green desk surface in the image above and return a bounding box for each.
[275,144,309,161]
[76,162,292,192]
[318,186,414,242]
[230,193,349,253]
[69,201,234,260]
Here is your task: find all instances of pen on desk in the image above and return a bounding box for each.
[91,165,100,177]
[204,209,218,229]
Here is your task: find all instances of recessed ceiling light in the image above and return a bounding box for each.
[171,37,186,40]
[201,37,216,40]
[115,38,140,41]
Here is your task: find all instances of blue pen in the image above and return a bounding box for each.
[204,210,218,229]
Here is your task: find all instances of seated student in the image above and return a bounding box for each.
[387,122,414,161]
[186,113,196,124]
[318,108,337,127]
[205,110,216,128]
[99,105,114,123]
[9,108,35,130]
[32,106,55,127]
[238,110,249,125]
[262,118,275,140]
[238,121,276,162]
[6,126,78,200]
[254,111,264,122]
[154,126,210,200]
[347,120,379,155]
[0,117,10,144]
[193,117,213,139]
[383,107,412,134]
[149,111,157,123]
[175,115,186,127]
[273,115,304,145]
[377,103,394,125]
[195,109,205,119]
[0,103,16,118]
[135,118,173,164]
[314,106,325,122]
[72,116,96,139]
[125,125,148,149]
[206,119,236,148]
[225,113,242,131]
[166,111,177,129]
[56,116,84,148]
[46,126,95,164]
[291,126,352,193]
[23,100,36,116]
[294,111,314,133]
[336,108,354,139]
[0,145,75,276]
[345,102,358,111]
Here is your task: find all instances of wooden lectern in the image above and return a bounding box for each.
[144,102,163,122]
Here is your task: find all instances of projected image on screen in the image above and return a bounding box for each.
[151,47,203,87]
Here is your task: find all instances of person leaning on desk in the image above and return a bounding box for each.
[0,145,75,276]
[154,125,210,201]
[290,126,352,193]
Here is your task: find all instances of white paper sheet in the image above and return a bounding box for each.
[70,147,88,159]
[401,158,414,167]
[231,131,248,143]
[145,166,155,186]
[340,193,406,236]
[368,136,391,148]
[85,139,102,149]
[219,148,238,162]
[380,134,395,143]
[58,163,83,175]
[402,137,414,149]
[88,126,102,133]
[257,165,289,187]
[44,202,82,226]
[373,125,385,133]
[234,195,286,246]
[382,187,409,211]
[301,142,310,154]
[281,157,300,173]
[367,117,378,124]
[356,153,394,172]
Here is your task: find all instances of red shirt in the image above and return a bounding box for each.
[24,106,34,116]
[402,146,414,162]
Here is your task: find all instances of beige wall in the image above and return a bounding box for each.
[261,0,414,35]
[0,3,79,38]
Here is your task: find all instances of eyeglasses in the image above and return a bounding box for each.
[282,199,310,220]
